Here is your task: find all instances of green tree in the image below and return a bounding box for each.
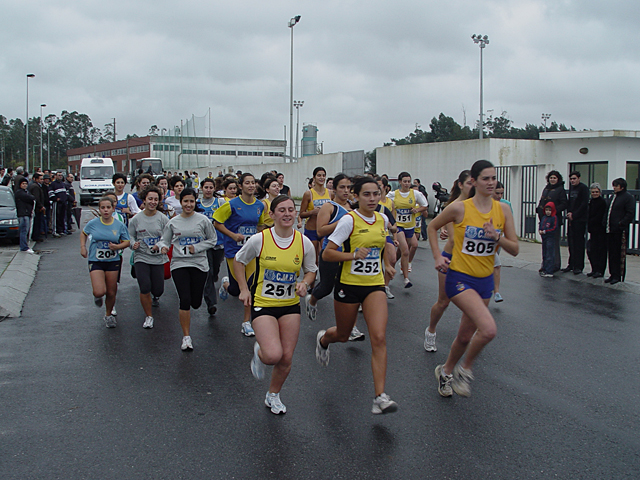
[365,149,376,174]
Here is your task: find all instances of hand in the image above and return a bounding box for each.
[386,264,396,280]
[483,218,500,241]
[439,229,449,240]
[297,221,303,229]
[393,240,399,247]
[354,247,370,260]
[296,282,308,297]
[132,241,141,250]
[310,207,320,217]
[108,242,119,251]
[188,245,195,254]
[567,212,573,221]
[150,245,159,253]
[434,254,451,274]
[80,245,88,258]
[160,246,169,254]
[122,207,131,215]
[239,289,252,307]
[233,233,245,243]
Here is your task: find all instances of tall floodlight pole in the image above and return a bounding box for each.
[294,100,304,159]
[288,15,301,162]
[40,104,46,169]
[471,35,489,140]
[26,73,35,172]
[541,113,551,132]
[47,120,51,170]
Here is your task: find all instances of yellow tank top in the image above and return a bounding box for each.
[252,229,304,307]
[379,196,393,210]
[394,189,416,228]
[307,188,331,212]
[339,211,387,286]
[262,198,273,227]
[450,198,506,278]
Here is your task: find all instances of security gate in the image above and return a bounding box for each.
[520,165,538,240]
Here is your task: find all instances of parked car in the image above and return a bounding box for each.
[0,186,19,244]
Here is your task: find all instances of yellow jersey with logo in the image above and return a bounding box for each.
[379,196,393,210]
[450,198,505,278]
[262,198,274,227]
[393,189,416,228]
[252,229,304,307]
[307,188,331,211]
[339,211,387,286]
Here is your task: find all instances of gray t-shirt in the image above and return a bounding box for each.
[159,212,217,272]
[128,211,170,265]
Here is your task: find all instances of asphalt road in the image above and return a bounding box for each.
[1,226,639,479]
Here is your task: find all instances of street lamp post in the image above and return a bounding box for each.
[541,113,551,132]
[47,121,51,170]
[471,35,489,140]
[293,100,304,159]
[40,104,46,169]
[25,73,35,173]
[288,15,301,163]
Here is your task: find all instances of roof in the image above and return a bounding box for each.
[540,130,640,140]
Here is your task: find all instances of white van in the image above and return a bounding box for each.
[79,157,115,205]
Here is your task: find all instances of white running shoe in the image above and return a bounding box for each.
[435,364,453,397]
[251,342,266,380]
[315,330,330,366]
[152,296,160,307]
[265,392,286,414]
[408,262,412,272]
[219,276,229,301]
[25,248,36,254]
[305,294,317,321]
[358,304,363,312]
[404,278,413,288]
[104,315,117,328]
[241,321,255,337]
[494,292,504,303]
[181,336,193,351]
[452,365,474,397]
[372,393,398,414]
[385,286,394,299]
[424,329,437,352]
[111,306,117,316]
[348,326,366,341]
[143,316,154,329]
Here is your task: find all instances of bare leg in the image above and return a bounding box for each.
[493,266,501,294]
[179,309,191,336]
[362,291,389,396]
[104,271,119,316]
[396,232,410,280]
[140,292,152,317]
[322,301,358,346]
[428,271,450,333]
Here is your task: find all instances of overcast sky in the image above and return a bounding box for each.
[2,0,638,153]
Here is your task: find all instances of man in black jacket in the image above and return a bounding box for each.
[28,173,47,242]
[562,171,590,274]
[604,178,636,284]
[15,178,36,253]
[49,171,68,237]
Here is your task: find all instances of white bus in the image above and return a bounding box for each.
[79,157,115,205]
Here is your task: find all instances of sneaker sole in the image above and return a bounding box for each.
[372,403,398,414]
[349,334,366,342]
[435,365,453,397]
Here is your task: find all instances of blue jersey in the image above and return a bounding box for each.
[321,201,349,251]
[83,217,130,262]
[213,196,265,258]
[116,192,130,225]
[197,197,225,247]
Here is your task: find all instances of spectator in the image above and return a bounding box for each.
[1,167,13,186]
[413,178,429,240]
[538,202,558,277]
[65,173,76,232]
[14,178,36,253]
[562,171,590,274]
[28,173,47,242]
[586,183,607,278]
[0,167,5,182]
[13,166,27,192]
[49,171,69,237]
[603,178,636,284]
[536,170,567,272]
[42,174,53,235]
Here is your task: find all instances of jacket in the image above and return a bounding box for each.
[588,196,607,235]
[567,182,590,223]
[537,181,567,221]
[539,202,558,239]
[604,190,636,234]
[15,187,36,217]
[28,181,46,211]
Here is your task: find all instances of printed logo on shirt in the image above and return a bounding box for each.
[179,236,201,246]
[265,256,277,261]
[293,254,301,266]
[358,229,369,234]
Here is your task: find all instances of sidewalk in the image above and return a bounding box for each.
[0,244,40,318]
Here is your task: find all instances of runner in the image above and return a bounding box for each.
[197,178,226,315]
[299,167,331,261]
[159,188,217,350]
[389,172,428,288]
[164,176,184,215]
[222,177,238,201]
[424,170,473,352]
[376,176,398,299]
[112,173,140,225]
[234,195,317,414]
[491,181,513,303]
[316,177,399,414]
[213,173,268,336]
[427,160,518,397]
[80,195,130,328]
[132,173,153,208]
[259,176,281,228]
[128,186,169,328]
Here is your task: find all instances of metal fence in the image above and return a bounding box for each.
[520,166,539,241]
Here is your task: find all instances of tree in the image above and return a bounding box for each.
[486,111,513,138]
[148,125,159,136]
[429,113,473,142]
[365,149,376,174]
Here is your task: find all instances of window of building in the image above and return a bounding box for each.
[129,145,149,154]
[569,162,608,189]
[626,162,640,190]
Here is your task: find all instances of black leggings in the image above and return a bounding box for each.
[311,249,340,301]
[171,267,208,311]
[134,262,165,297]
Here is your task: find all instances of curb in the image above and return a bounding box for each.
[0,250,41,318]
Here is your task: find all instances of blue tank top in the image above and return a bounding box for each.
[197,197,225,247]
[321,201,349,251]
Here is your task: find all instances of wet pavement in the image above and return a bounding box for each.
[1,231,639,479]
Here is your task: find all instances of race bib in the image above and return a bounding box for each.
[397,208,412,224]
[313,198,330,209]
[143,236,161,253]
[461,226,499,257]
[261,269,297,299]
[351,247,381,275]
[415,215,422,228]
[177,236,201,256]
[96,240,118,260]
[237,225,257,246]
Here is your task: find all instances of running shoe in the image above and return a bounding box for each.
[305,294,317,321]
[94,296,103,308]
[143,316,154,329]
[315,330,330,366]
[241,321,255,337]
[452,364,474,397]
[24,248,36,254]
[404,278,413,288]
[371,393,398,414]
[435,364,453,397]
[358,304,363,312]
[424,329,437,352]
[385,286,394,299]
[181,336,193,351]
[349,326,366,341]
[540,272,554,278]
[219,276,229,301]
[265,392,287,415]
[152,296,160,307]
[251,342,266,380]
[208,305,217,315]
[104,315,117,328]
[111,306,117,316]
[494,292,504,303]
[408,262,412,272]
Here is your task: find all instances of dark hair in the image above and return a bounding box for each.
[612,178,627,190]
[112,173,127,184]
[180,188,197,202]
[569,171,581,178]
[201,177,215,187]
[33,173,42,180]
[238,173,255,194]
[333,173,351,188]
[169,175,184,189]
[398,171,411,182]
[352,176,379,196]
[155,175,168,186]
[448,170,472,204]
[496,181,504,189]
[259,176,279,200]
[546,170,563,183]
[98,195,115,206]
[470,160,494,180]
[414,178,421,184]
[270,194,295,212]
[312,167,326,178]
[140,185,162,201]
[276,172,284,179]
[223,178,238,191]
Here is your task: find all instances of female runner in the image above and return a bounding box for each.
[376,176,398,299]
[112,173,140,225]
[427,160,518,397]
[213,173,268,336]
[390,172,428,288]
[80,195,130,328]
[299,167,331,261]
[159,188,217,350]
[234,195,317,414]
[128,186,169,328]
[165,176,185,215]
[259,176,281,228]
[316,177,398,414]
[424,170,473,352]
[222,177,238,201]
